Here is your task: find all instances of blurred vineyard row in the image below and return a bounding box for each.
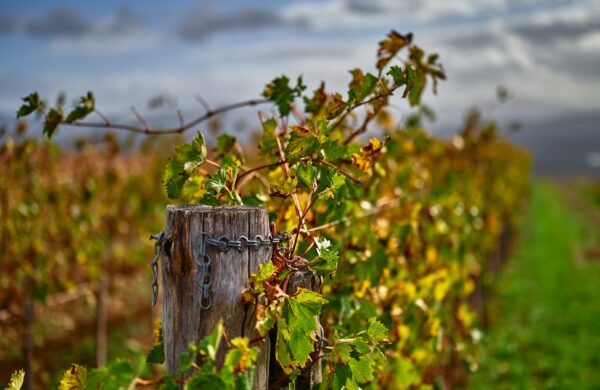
[0,108,530,388]
[0,132,172,386]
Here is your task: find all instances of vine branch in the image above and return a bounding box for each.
[60,98,269,135]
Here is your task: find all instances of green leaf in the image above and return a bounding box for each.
[215,133,236,157]
[146,344,165,364]
[16,92,43,118]
[270,177,298,198]
[233,369,255,390]
[186,373,228,390]
[303,82,327,114]
[322,92,346,119]
[43,107,63,138]
[310,247,339,277]
[262,76,305,117]
[224,338,258,372]
[348,357,374,384]
[408,68,426,106]
[87,359,139,390]
[329,364,351,390]
[387,65,406,86]
[59,364,87,390]
[322,140,351,161]
[197,320,224,361]
[345,378,360,390]
[352,336,371,354]
[296,161,317,188]
[256,301,279,337]
[65,91,95,123]
[332,342,352,364]
[163,131,207,199]
[403,66,416,99]
[367,317,389,343]
[276,289,328,374]
[205,168,227,194]
[286,126,320,160]
[203,158,241,204]
[259,118,277,156]
[4,369,24,390]
[317,173,346,200]
[147,320,165,364]
[249,262,276,287]
[348,70,378,103]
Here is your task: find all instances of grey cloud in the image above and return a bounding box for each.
[179,7,307,41]
[345,0,386,15]
[0,7,145,39]
[0,15,20,34]
[512,19,600,45]
[443,32,500,49]
[441,12,600,79]
[26,8,91,38]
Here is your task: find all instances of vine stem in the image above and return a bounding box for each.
[58,98,270,135]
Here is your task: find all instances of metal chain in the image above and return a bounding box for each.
[197,232,290,310]
[149,230,290,309]
[149,230,165,307]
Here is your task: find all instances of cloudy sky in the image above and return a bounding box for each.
[0,0,599,175]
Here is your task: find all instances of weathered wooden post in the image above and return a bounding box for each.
[160,205,272,388]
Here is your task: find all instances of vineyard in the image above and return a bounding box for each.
[1,31,534,389]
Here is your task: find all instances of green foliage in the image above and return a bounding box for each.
[321,317,389,389]
[262,75,306,117]
[277,290,327,373]
[86,359,142,390]
[177,321,259,389]
[16,92,43,118]
[65,91,95,123]
[163,131,207,198]
[4,370,24,390]
[258,118,278,156]
[59,365,87,390]
[43,107,63,138]
[310,245,339,277]
[146,320,165,364]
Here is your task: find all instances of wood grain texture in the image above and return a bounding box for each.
[161,205,271,388]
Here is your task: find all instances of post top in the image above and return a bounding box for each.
[166,204,267,213]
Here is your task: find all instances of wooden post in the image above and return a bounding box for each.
[160,205,271,389]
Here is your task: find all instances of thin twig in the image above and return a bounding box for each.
[130,106,149,131]
[317,159,360,183]
[94,109,111,126]
[205,158,221,168]
[176,109,184,129]
[195,95,212,113]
